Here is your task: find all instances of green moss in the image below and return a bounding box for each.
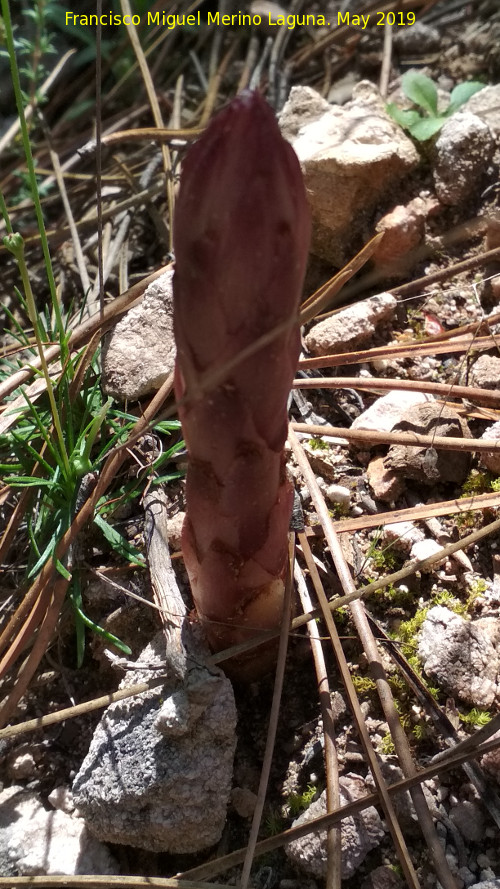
[367,541,399,572]
[287,783,318,817]
[461,468,495,496]
[351,675,377,695]
[459,707,491,727]
[379,732,396,755]
[308,437,329,450]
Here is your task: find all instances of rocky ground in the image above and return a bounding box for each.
[1,1,500,887]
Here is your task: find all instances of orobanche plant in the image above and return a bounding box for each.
[387,70,485,141]
[173,91,311,666]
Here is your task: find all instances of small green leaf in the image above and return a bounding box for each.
[6,475,55,487]
[402,71,438,116]
[94,512,145,566]
[55,558,72,581]
[447,81,485,115]
[386,104,421,131]
[408,116,446,142]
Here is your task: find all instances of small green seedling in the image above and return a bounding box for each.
[387,71,485,141]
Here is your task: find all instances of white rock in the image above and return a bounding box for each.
[433,112,495,206]
[304,293,397,356]
[351,390,432,435]
[48,786,75,815]
[418,606,500,708]
[410,538,443,566]
[324,483,350,507]
[0,786,118,876]
[281,82,419,264]
[101,269,176,401]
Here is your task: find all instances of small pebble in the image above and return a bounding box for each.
[457,867,477,887]
[324,483,350,507]
[477,854,491,869]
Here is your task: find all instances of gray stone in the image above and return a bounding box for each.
[280,82,419,264]
[305,293,397,356]
[433,112,495,206]
[418,606,500,708]
[0,786,118,876]
[231,787,257,818]
[73,632,237,852]
[102,269,176,401]
[393,21,441,54]
[351,390,432,436]
[286,773,385,879]
[450,801,485,843]
[458,868,479,888]
[384,401,471,484]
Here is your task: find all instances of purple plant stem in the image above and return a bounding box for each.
[173,91,310,656]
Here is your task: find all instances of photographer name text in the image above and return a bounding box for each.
[65,10,416,30]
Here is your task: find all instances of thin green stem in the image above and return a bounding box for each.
[0,0,67,363]
[4,233,71,477]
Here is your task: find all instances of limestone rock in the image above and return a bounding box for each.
[384,401,471,484]
[304,293,397,356]
[418,606,500,708]
[433,112,495,206]
[280,82,419,264]
[286,774,385,879]
[0,786,118,876]
[73,632,237,852]
[102,269,176,401]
